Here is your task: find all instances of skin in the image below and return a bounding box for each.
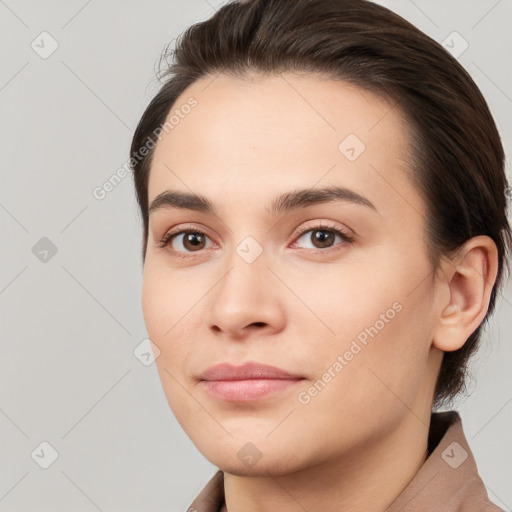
[141,72,498,512]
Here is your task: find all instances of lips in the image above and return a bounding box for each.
[198,361,305,402]
[198,361,303,381]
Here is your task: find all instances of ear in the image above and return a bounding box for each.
[432,235,499,352]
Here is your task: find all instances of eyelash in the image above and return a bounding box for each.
[157,222,355,259]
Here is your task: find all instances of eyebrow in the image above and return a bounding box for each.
[148,185,377,217]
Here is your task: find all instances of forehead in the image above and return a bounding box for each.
[148,72,422,221]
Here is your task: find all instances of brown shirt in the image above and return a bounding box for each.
[187,410,503,511]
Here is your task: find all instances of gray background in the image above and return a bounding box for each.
[1,0,511,510]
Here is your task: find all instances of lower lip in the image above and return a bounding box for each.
[200,378,304,402]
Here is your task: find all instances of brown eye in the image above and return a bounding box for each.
[310,229,336,248]
[173,231,207,252]
[158,228,214,256]
[294,224,354,251]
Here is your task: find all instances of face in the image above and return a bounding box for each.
[142,72,443,476]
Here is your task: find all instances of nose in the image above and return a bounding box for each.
[207,249,286,339]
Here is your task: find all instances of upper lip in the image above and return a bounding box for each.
[199,361,304,381]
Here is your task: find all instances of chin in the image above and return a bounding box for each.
[200,441,309,478]
[216,459,303,478]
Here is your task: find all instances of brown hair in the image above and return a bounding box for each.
[130,0,512,409]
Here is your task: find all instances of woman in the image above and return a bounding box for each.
[130,0,510,510]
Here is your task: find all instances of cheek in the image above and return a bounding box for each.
[293,300,431,448]
[141,262,209,387]
[281,259,398,345]
[141,266,186,377]
[141,272,167,342]
[296,252,434,401]
[141,260,198,339]
[141,268,194,419]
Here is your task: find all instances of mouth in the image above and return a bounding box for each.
[198,361,305,403]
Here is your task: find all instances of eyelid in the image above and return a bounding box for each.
[290,220,355,244]
[156,223,216,248]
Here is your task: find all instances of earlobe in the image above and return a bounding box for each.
[432,235,498,353]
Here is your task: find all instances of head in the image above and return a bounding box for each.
[131,0,511,475]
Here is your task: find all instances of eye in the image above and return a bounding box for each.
[292,222,354,251]
[158,226,214,257]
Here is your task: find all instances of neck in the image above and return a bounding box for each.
[223,410,431,512]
